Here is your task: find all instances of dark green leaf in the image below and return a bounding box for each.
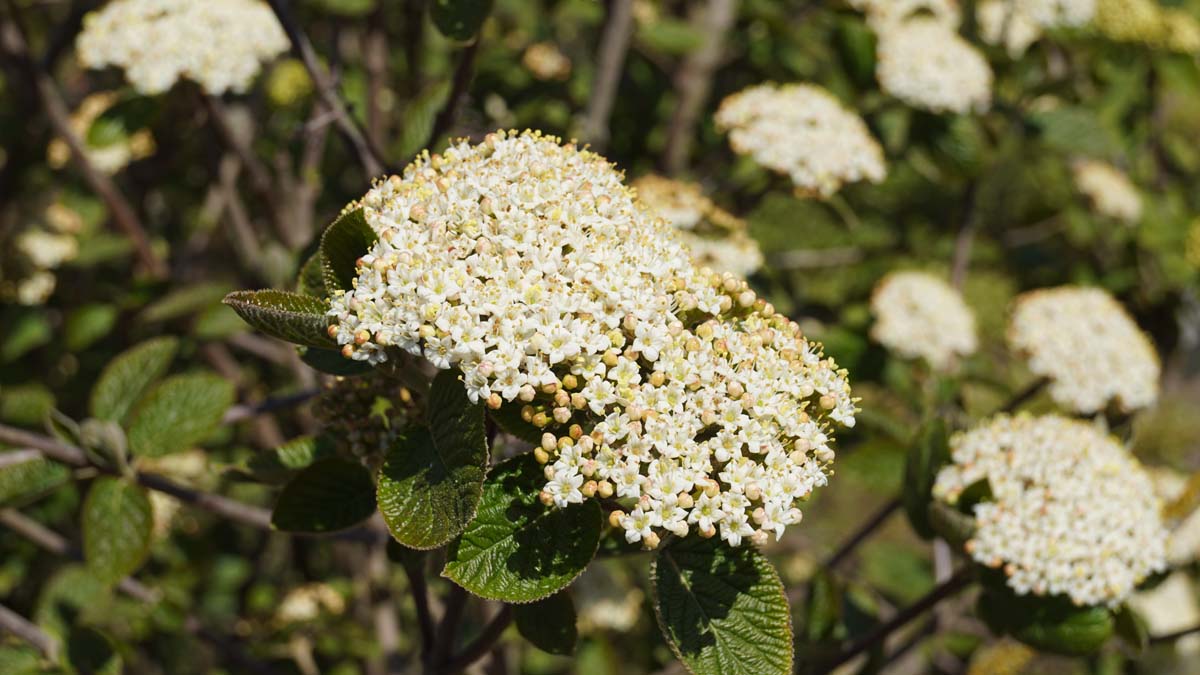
[431,0,494,40]
[515,592,577,655]
[2,313,52,363]
[296,252,326,298]
[652,536,794,675]
[243,435,336,483]
[89,336,179,423]
[926,500,977,549]
[0,384,56,427]
[223,289,335,349]
[802,570,841,643]
[902,418,950,539]
[82,477,153,586]
[977,587,1114,656]
[320,208,377,292]
[443,454,602,603]
[1113,604,1148,653]
[66,626,122,675]
[65,304,119,352]
[127,373,234,457]
[0,454,70,506]
[271,458,377,533]
[35,565,111,641]
[300,347,374,376]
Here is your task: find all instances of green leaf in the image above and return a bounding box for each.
[300,347,374,376]
[443,454,602,603]
[431,0,494,41]
[0,384,56,427]
[902,418,950,539]
[89,336,179,423]
[127,373,234,457]
[35,565,111,641]
[245,435,337,483]
[320,208,377,293]
[65,304,119,352]
[515,592,577,655]
[637,18,704,55]
[926,500,977,549]
[66,626,122,675]
[2,312,52,363]
[82,477,153,586]
[977,587,1114,657]
[139,282,230,324]
[271,458,377,533]
[802,570,841,643]
[222,289,335,349]
[0,454,70,506]
[1113,604,1148,653]
[296,251,326,298]
[378,370,488,549]
[652,537,794,675]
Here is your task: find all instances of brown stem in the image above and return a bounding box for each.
[430,585,468,669]
[950,182,979,290]
[364,10,388,148]
[821,566,973,672]
[442,605,513,675]
[0,8,166,278]
[222,387,321,424]
[995,377,1049,415]
[265,0,388,176]
[662,0,737,174]
[580,0,634,150]
[0,603,57,660]
[405,562,436,659]
[426,39,480,152]
[823,496,901,569]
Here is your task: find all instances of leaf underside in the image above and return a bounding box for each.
[223,289,335,349]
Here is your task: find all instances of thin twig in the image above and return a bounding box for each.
[364,9,388,148]
[771,246,864,270]
[264,0,388,176]
[442,605,513,675]
[994,377,1049,415]
[405,562,436,659]
[431,585,468,669]
[823,496,901,570]
[950,182,979,290]
[0,603,57,660]
[0,7,166,278]
[821,566,974,673]
[223,388,321,424]
[425,39,480,151]
[580,0,634,150]
[662,0,737,174]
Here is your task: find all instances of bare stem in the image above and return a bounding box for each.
[425,39,480,151]
[0,603,57,660]
[223,388,321,424]
[580,0,634,150]
[662,0,737,174]
[442,605,513,675]
[995,377,1049,415]
[430,584,468,669]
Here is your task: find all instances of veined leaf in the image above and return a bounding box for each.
[82,477,153,586]
[320,208,377,293]
[271,458,376,533]
[89,337,179,423]
[0,455,70,506]
[223,289,335,349]
[127,373,234,457]
[652,537,794,675]
[296,251,326,298]
[442,454,601,603]
[515,592,577,655]
[300,347,373,376]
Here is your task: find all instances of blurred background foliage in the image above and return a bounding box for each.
[2,0,1200,673]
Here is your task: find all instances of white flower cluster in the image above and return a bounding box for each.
[329,130,856,548]
[978,1,1045,56]
[632,175,763,276]
[77,0,288,95]
[849,0,962,31]
[522,42,572,81]
[934,414,1168,607]
[47,93,155,175]
[869,271,978,372]
[2,204,83,306]
[1072,159,1142,224]
[1018,0,1097,27]
[1008,286,1160,414]
[875,18,993,114]
[714,83,886,198]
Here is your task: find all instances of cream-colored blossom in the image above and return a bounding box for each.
[1008,286,1159,414]
[276,584,346,624]
[849,0,962,30]
[978,0,1044,56]
[632,175,763,276]
[47,93,155,175]
[876,19,993,114]
[330,130,856,548]
[522,42,571,81]
[870,271,978,372]
[1072,159,1142,224]
[714,83,886,197]
[934,414,1168,607]
[77,0,288,95]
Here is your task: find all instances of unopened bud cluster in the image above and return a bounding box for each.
[1008,286,1160,414]
[329,130,856,548]
[934,414,1168,607]
[77,0,288,95]
[632,175,763,276]
[315,373,415,459]
[714,84,886,198]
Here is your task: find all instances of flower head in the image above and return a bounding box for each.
[934,414,1168,607]
[849,0,962,31]
[870,271,978,372]
[1072,159,1142,224]
[330,130,856,547]
[77,0,288,95]
[714,83,886,197]
[1008,286,1160,414]
[876,18,993,114]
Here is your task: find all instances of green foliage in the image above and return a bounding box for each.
[431,0,494,41]
[299,347,374,375]
[0,455,70,506]
[443,454,602,603]
[88,337,179,423]
[296,252,326,298]
[651,536,793,675]
[320,208,377,293]
[514,592,577,655]
[223,289,335,349]
[127,373,234,457]
[270,458,377,533]
[377,371,488,549]
[902,418,950,539]
[82,477,153,586]
[977,586,1115,656]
